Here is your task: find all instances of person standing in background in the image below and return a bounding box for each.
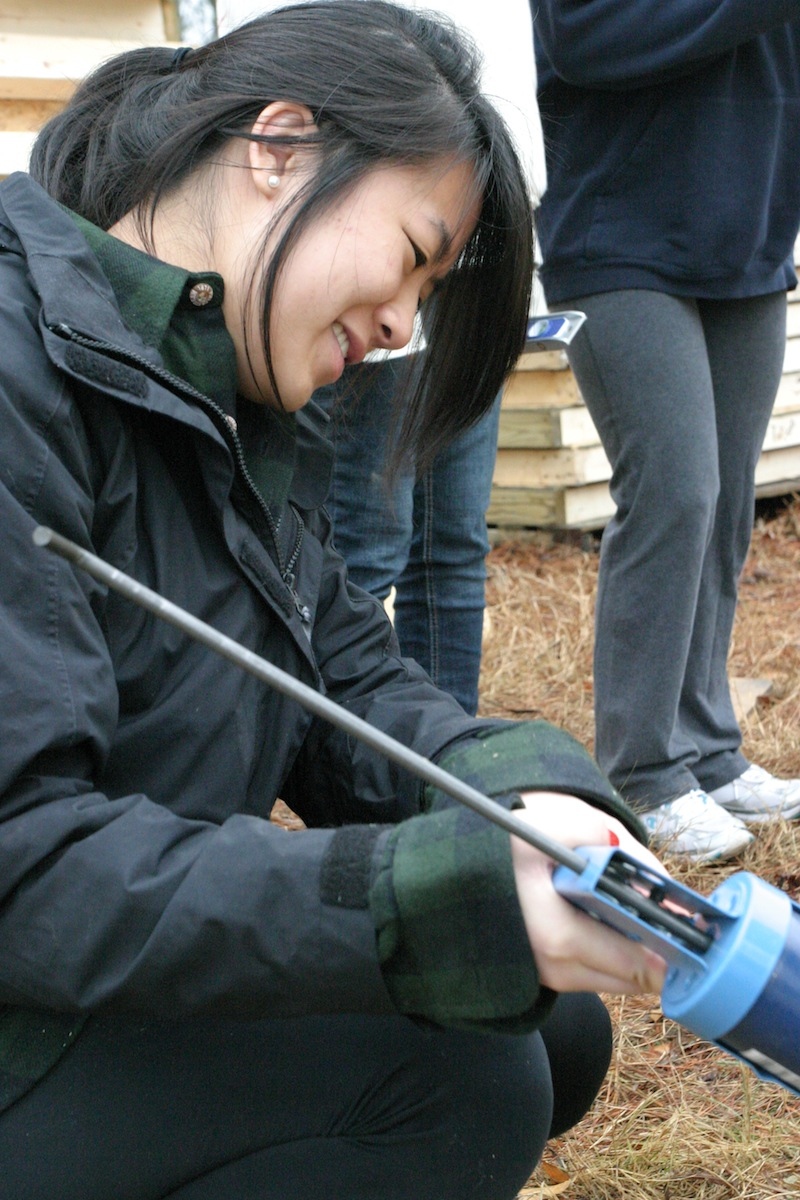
[534,0,800,861]
[218,0,546,715]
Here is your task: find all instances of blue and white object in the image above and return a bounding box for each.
[554,846,800,1096]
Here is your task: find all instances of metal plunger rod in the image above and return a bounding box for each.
[33,525,708,949]
[33,527,578,863]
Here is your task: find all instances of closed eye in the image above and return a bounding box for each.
[409,238,428,270]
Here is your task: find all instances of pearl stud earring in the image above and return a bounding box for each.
[268,174,280,189]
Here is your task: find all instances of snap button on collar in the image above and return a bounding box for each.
[189,282,215,307]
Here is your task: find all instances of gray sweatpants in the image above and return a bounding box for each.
[562,289,787,811]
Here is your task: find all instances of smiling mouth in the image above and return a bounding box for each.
[333,320,350,361]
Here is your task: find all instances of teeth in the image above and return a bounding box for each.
[333,321,350,359]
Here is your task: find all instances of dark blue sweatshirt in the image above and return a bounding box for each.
[534,1,800,303]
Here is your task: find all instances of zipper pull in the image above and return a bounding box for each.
[283,571,311,624]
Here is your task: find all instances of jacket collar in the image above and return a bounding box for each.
[0,173,334,510]
[0,173,164,367]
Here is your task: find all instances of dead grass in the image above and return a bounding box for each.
[479,495,800,1199]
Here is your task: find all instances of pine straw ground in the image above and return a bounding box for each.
[479,494,800,1200]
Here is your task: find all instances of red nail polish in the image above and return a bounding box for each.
[608,830,620,846]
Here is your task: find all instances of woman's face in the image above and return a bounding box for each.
[239,158,481,410]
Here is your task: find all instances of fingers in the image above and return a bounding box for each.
[515,790,670,875]
[536,914,668,995]
[509,795,669,997]
[518,861,667,995]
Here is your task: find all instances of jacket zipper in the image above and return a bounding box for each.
[50,323,312,624]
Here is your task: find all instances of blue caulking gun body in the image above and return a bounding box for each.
[553,846,800,1096]
[32,527,800,1101]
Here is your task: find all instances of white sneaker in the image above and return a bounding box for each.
[642,788,755,863]
[709,764,800,823]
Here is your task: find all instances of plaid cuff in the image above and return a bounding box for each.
[369,807,555,1033]
[428,722,648,844]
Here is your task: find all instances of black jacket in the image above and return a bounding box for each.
[0,176,640,1104]
[0,171,510,1020]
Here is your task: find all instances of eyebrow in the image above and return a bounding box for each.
[427,217,455,265]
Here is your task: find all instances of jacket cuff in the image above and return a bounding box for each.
[368,808,554,1033]
[427,721,648,844]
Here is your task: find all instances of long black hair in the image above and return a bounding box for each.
[30,0,533,472]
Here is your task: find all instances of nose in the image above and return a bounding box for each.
[373,286,419,352]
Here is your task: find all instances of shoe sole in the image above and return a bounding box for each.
[685,834,755,864]
[648,828,755,863]
[720,802,800,824]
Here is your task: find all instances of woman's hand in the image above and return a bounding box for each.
[510,791,668,997]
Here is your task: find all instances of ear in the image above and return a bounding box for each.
[248,101,317,198]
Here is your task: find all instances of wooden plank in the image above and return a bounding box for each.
[497,405,598,449]
[501,368,582,410]
[489,463,800,531]
[0,100,60,175]
[771,371,800,413]
[488,482,614,530]
[499,401,800,451]
[762,408,800,453]
[0,98,60,130]
[161,1,182,42]
[489,445,800,531]
[513,349,570,372]
[504,360,800,419]
[754,443,800,486]
[0,2,170,40]
[487,487,564,528]
[784,336,800,374]
[493,444,611,489]
[0,34,176,101]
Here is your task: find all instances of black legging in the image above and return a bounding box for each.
[0,993,612,1200]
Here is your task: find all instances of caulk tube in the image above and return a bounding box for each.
[662,873,800,1094]
[721,898,800,1093]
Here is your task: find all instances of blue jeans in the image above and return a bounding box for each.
[315,358,501,715]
